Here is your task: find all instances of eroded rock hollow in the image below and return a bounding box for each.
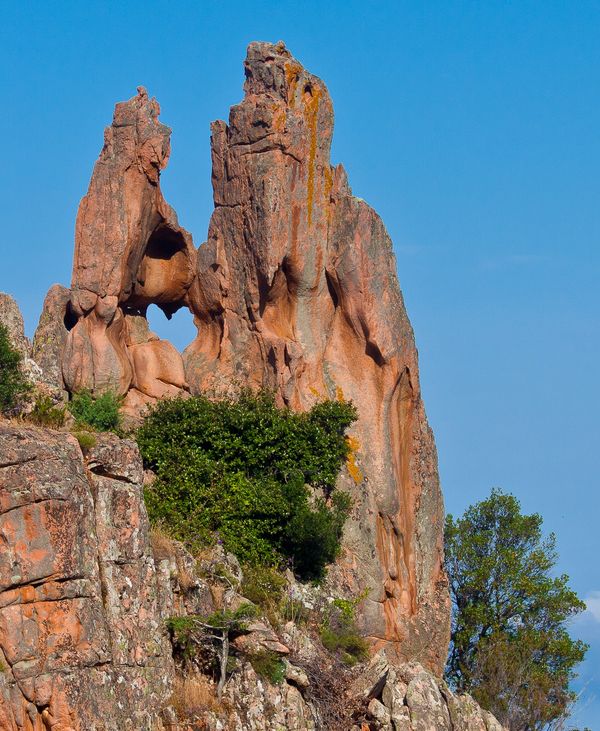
[34,41,449,670]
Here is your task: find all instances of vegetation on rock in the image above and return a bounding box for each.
[68,390,122,432]
[138,390,356,580]
[29,394,66,428]
[320,594,369,666]
[445,488,588,730]
[0,323,31,414]
[167,604,258,698]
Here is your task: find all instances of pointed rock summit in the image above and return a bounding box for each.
[37,41,449,671]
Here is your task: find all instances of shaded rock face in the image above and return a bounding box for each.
[37,42,449,670]
[0,424,173,730]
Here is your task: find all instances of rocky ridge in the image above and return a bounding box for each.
[33,39,448,671]
[0,41,506,730]
[0,420,503,730]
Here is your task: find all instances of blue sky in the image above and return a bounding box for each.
[3,1,599,724]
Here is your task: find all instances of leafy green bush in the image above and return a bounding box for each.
[0,323,31,415]
[320,595,368,666]
[249,650,286,684]
[29,394,66,428]
[69,390,122,432]
[138,390,356,579]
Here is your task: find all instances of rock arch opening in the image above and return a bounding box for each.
[146,303,197,353]
[128,224,195,315]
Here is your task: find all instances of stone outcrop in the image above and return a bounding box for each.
[0,423,173,730]
[59,86,195,415]
[36,41,448,672]
[183,40,449,670]
[0,417,505,730]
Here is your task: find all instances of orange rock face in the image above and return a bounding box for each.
[61,86,195,406]
[41,42,449,671]
[185,41,450,671]
[0,424,173,730]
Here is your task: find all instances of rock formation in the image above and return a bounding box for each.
[0,424,174,730]
[0,419,503,731]
[185,41,448,669]
[0,39,482,727]
[35,41,448,672]
[60,86,195,415]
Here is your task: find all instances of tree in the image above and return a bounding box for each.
[0,323,31,414]
[167,603,257,698]
[445,489,588,730]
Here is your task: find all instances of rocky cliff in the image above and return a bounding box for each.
[34,40,449,672]
[0,40,494,730]
[0,420,503,731]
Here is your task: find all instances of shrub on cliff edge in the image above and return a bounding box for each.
[0,323,31,415]
[68,389,122,432]
[137,390,357,580]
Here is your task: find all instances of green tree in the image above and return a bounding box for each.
[0,323,31,414]
[138,390,357,579]
[445,489,588,730]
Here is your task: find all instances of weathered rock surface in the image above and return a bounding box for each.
[0,420,505,730]
[0,293,50,401]
[60,86,195,406]
[0,294,30,359]
[31,284,71,396]
[40,41,448,672]
[0,422,173,730]
[185,41,449,670]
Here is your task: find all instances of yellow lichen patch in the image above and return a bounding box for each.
[335,385,345,402]
[309,386,322,398]
[284,61,302,108]
[302,82,321,227]
[346,435,363,484]
[272,103,287,132]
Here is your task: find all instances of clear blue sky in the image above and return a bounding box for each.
[3,1,599,724]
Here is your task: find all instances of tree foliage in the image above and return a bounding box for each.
[445,489,588,730]
[0,324,31,414]
[137,390,357,579]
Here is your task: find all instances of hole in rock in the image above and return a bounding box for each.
[128,224,192,308]
[63,302,78,331]
[146,304,197,353]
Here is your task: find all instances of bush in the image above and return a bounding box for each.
[240,564,287,608]
[320,595,368,666]
[29,394,66,428]
[0,323,31,415]
[69,390,122,432]
[248,650,286,684]
[138,390,356,579]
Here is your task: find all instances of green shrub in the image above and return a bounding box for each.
[29,394,66,428]
[249,650,286,684]
[73,430,97,451]
[0,323,31,415]
[320,595,368,666]
[138,390,356,580]
[240,564,287,608]
[69,390,122,432]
